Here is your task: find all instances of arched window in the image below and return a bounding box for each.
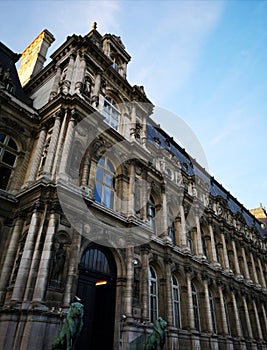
[192,283,201,331]
[149,266,158,323]
[147,195,156,231]
[172,275,181,328]
[94,156,115,209]
[103,97,120,130]
[209,289,217,333]
[0,133,18,190]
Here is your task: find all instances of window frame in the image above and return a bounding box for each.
[192,282,201,331]
[147,195,156,231]
[172,275,181,328]
[94,156,115,209]
[103,96,120,130]
[149,266,158,323]
[0,133,18,190]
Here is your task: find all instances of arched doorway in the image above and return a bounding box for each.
[76,243,117,350]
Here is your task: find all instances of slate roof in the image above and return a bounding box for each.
[0,42,32,106]
[147,123,266,237]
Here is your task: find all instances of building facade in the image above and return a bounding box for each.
[0,25,267,350]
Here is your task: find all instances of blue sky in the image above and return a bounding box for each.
[1,0,267,210]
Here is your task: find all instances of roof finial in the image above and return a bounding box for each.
[92,22,97,30]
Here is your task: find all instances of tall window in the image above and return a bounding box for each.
[186,230,193,251]
[149,266,158,323]
[172,275,181,328]
[209,289,217,333]
[192,283,201,331]
[103,97,120,130]
[147,195,156,231]
[94,156,115,209]
[0,133,18,190]
[169,221,176,244]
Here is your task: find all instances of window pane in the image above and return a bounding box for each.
[96,167,104,183]
[98,157,105,167]
[104,188,114,208]
[2,151,16,166]
[0,165,12,190]
[7,138,17,150]
[105,173,113,187]
[0,134,6,144]
[94,183,102,203]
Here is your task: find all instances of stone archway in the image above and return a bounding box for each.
[76,243,117,350]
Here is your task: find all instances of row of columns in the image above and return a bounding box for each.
[174,206,267,289]
[0,205,80,308]
[128,248,267,345]
[25,108,77,185]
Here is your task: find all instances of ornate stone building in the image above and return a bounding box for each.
[0,24,267,350]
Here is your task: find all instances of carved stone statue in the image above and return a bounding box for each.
[50,243,66,282]
[144,317,167,350]
[52,302,84,350]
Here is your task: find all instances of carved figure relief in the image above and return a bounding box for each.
[49,242,66,288]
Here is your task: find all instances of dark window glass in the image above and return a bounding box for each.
[94,156,115,209]
[0,134,18,190]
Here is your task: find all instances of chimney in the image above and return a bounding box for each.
[18,29,55,86]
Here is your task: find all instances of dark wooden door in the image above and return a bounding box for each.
[76,244,117,350]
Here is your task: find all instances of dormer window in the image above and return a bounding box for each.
[112,60,119,72]
[103,97,120,130]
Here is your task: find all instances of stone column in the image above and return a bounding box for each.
[125,247,134,318]
[127,161,135,217]
[32,210,58,304]
[203,277,213,332]
[231,238,241,276]
[241,246,251,281]
[52,108,68,178]
[140,245,150,322]
[185,268,194,330]
[195,210,203,257]
[43,111,62,176]
[261,304,267,336]
[140,172,148,221]
[92,72,101,107]
[63,228,82,306]
[49,65,62,100]
[0,215,24,304]
[22,205,48,305]
[242,296,253,338]
[179,201,188,251]
[208,219,218,265]
[11,207,41,303]
[58,111,76,178]
[221,232,230,271]
[130,103,136,141]
[218,284,229,335]
[62,52,75,95]
[252,300,263,340]
[165,258,174,327]
[231,291,243,337]
[258,258,266,288]
[161,185,168,238]
[26,126,47,184]
[250,252,259,285]
[80,148,90,186]
[75,52,86,94]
